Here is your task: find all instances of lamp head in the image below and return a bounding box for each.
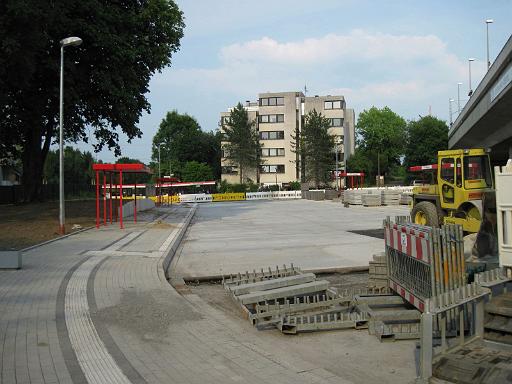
[60,37,83,47]
[486,19,494,24]
[468,58,475,62]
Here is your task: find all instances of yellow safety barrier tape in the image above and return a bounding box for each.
[211,193,246,201]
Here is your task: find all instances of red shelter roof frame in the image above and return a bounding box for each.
[92,163,152,229]
[339,172,365,189]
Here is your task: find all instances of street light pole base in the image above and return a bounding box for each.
[59,224,65,235]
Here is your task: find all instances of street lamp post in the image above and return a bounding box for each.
[157,143,162,178]
[59,36,82,235]
[334,138,342,190]
[449,98,455,126]
[486,19,494,70]
[457,82,462,113]
[468,58,475,96]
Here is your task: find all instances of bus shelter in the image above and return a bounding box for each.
[92,163,152,229]
[340,172,365,189]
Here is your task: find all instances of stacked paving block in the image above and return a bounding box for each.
[381,189,400,205]
[368,253,388,291]
[362,194,382,207]
[344,190,366,205]
[399,192,413,205]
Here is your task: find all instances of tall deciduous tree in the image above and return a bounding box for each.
[151,111,220,180]
[222,103,261,184]
[355,106,407,179]
[181,161,214,182]
[404,116,448,172]
[43,147,95,187]
[300,109,335,187]
[0,0,184,201]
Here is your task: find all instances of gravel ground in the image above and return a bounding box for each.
[0,199,97,250]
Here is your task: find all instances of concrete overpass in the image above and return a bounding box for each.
[449,35,512,164]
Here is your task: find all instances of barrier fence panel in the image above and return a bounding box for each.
[496,164,512,270]
[384,218,466,312]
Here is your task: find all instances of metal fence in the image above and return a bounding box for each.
[0,184,95,204]
[384,217,466,312]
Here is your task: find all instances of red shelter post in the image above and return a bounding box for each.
[103,173,107,225]
[95,170,100,228]
[119,170,123,229]
[134,178,137,223]
[109,173,113,224]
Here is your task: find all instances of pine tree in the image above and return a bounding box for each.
[301,110,335,187]
[222,103,262,184]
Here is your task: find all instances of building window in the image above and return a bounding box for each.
[261,148,285,157]
[260,97,285,106]
[329,118,344,127]
[260,165,285,173]
[222,166,238,175]
[259,131,285,140]
[324,100,344,110]
[259,114,284,123]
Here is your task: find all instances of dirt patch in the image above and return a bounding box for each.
[0,200,96,250]
[151,221,177,229]
[190,282,247,321]
[321,272,369,291]
[95,288,202,341]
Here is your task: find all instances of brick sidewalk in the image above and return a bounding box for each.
[0,204,359,384]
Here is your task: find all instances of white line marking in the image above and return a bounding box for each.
[65,255,132,384]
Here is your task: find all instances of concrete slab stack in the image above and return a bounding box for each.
[399,193,412,205]
[324,190,338,200]
[344,190,367,205]
[223,265,368,334]
[367,253,388,290]
[381,189,400,205]
[362,194,382,207]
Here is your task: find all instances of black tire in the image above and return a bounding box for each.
[411,201,439,227]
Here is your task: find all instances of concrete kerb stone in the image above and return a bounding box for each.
[181,265,370,283]
[157,203,198,284]
[20,225,95,253]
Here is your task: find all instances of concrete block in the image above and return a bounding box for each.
[0,250,22,269]
[230,273,316,296]
[237,280,330,304]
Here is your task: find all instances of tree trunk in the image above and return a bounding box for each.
[239,165,243,184]
[22,122,53,202]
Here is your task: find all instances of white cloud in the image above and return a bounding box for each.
[220,30,449,65]
[157,29,487,124]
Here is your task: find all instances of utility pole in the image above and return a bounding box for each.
[377,152,380,188]
[486,19,494,70]
[58,36,82,235]
[468,58,475,96]
[158,143,161,178]
[449,99,454,126]
[335,142,339,190]
[457,83,462,113]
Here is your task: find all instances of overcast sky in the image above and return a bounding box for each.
[78,0,512,163]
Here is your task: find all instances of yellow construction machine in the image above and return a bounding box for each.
[410,148,495,239]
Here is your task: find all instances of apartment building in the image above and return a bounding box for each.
[220,91,355,186]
